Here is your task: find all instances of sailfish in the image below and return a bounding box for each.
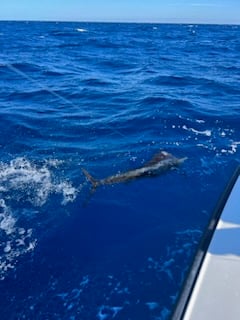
[82,151,187,190]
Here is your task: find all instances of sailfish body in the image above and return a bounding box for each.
[82,151,187,189]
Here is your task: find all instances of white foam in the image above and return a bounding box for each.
[0,157,78,206]
[45,158,64,168]
[182,125,211,137]
[221,141,240,155]
[230,141,240,153]
[196,144,209,149]
[3,242,11,253]
[56,182,78,205]
[0,202,37,279]
[0,157,79,279]
[0,199,16,235]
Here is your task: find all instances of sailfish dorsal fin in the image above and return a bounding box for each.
[145,151,172,167]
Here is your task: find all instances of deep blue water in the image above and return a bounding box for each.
[0,21,239,319]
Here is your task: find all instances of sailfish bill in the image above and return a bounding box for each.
[82,151,187,190]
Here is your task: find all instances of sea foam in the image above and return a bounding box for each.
[0,157,79,279]
[0,157,78,206]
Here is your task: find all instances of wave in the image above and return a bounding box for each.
[85,37,128,49]
[0,62,42,73]
[81,77,113,87]
[0,62,72,79]
[144,74,240,96]
[57,43,82,48]
[50,31,78,37]
[42,69,66,76]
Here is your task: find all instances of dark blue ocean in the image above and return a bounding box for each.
[0,21,239,319]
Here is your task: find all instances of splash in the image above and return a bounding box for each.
[0,157,78,206]
[0,157,79,279]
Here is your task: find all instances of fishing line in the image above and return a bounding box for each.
[6,63,79,108]
[2,63,125,138]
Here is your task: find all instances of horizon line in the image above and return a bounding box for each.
[0,19,239,26]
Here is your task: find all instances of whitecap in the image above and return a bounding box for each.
[76,28,87,32]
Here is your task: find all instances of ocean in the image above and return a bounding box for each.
[0,21,239,319]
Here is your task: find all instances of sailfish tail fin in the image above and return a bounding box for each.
[82,168,99,189]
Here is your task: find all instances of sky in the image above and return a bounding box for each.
[0,0,239,25]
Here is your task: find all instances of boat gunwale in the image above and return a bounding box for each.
[170,164,240,320]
